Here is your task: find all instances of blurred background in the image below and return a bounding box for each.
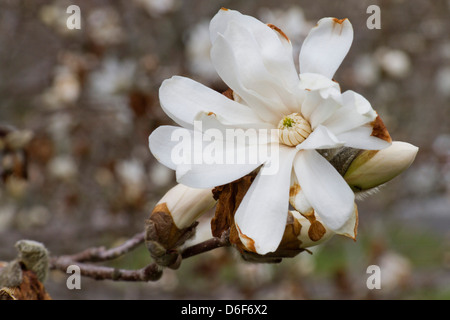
[0,0,449,299]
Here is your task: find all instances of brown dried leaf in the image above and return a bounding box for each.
[0,270,51,300]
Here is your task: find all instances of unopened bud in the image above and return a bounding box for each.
[157,183,216,229]
[145,184,216,267]
[344,141,418,191]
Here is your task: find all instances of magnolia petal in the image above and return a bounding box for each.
[296,125,343,150]
[308,96,341,129]
[210,9,300,123]
[149,126,264,188]
[289,175,313,214]
[323,90,377,134]
[335,204,359,240]
[210,8,298,86]
[176,156,264,190]
[299,18,353,79]
[234,146,298,255]
[290,210,335,249]
[299,73,341,99]
[159,76,264,130]
[194,111,275,133]
[293,149,355,232]
[336,126,391,150]
[149,125,184,170]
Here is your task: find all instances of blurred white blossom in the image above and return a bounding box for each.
[133,0,179,17]
[149,162,174,188]
[17,205,51,230]
[87,7,125,46]
[353,54,380,87]
[433,134,450,157]
[39,1,78,36]
[116,158,146,203]
[41,66,81,109]
[89,58,137,97]
[375,47,411,79]
[48,155,78,181]
[435,66,450,97]
[185,20,220,83]
[378,251,412,292]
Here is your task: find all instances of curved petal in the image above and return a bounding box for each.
[210,9,301,122]
[210,8,298,84]
[299,18,353,79]
[177,160,263,189]
[149,126,265,188]
[234,145,298,254]
[293,149,355,232]
[323,90,377,134]
[299,73,341,99]
[159,76,265,130]
[289,174,313,214]
[290,210,335,248]
[336,126,391,150]
[194,110,276,132]
[296,125,343,150]
[148,125,183,170]
[335,204,358,240]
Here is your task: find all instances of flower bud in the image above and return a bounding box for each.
[344,141,418,191]
[145,184,216,268]
[157,183,216,230]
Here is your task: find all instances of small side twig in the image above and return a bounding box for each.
[49,230,230,282]
[50,257,162,282]
[181,229,230,259]
[65,231,146,263]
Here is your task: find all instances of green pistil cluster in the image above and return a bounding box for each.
[282,117,295,128]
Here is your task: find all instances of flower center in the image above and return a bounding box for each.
[277,113,312,147]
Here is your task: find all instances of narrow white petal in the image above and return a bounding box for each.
[296,125,343,150]
[148,126,184,170]
[335,204,358,239]
[211,34,283,123]
[159,76,265,129]
[289,174,313,214]
[290,210,335,248]
[323,90,377,134]
[177,161,262,189]
[293,149,355,232]
[308,96,341,129]
[234,146,298,254]
[149,126,265,188]
[299,73,341,99]
[299,18,353,79]
[194,111,275,133]
[210,8,298,85]
[210,9,301,122]
[336,126,391,150]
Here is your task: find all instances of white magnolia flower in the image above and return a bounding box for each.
[149,9,391,254]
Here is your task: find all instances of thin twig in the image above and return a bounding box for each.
[65,231,146,263]
[181,229,230,259]
[50,257,162,282]
[49,230,230,282]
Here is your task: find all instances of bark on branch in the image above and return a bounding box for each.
[49,230,230,282]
